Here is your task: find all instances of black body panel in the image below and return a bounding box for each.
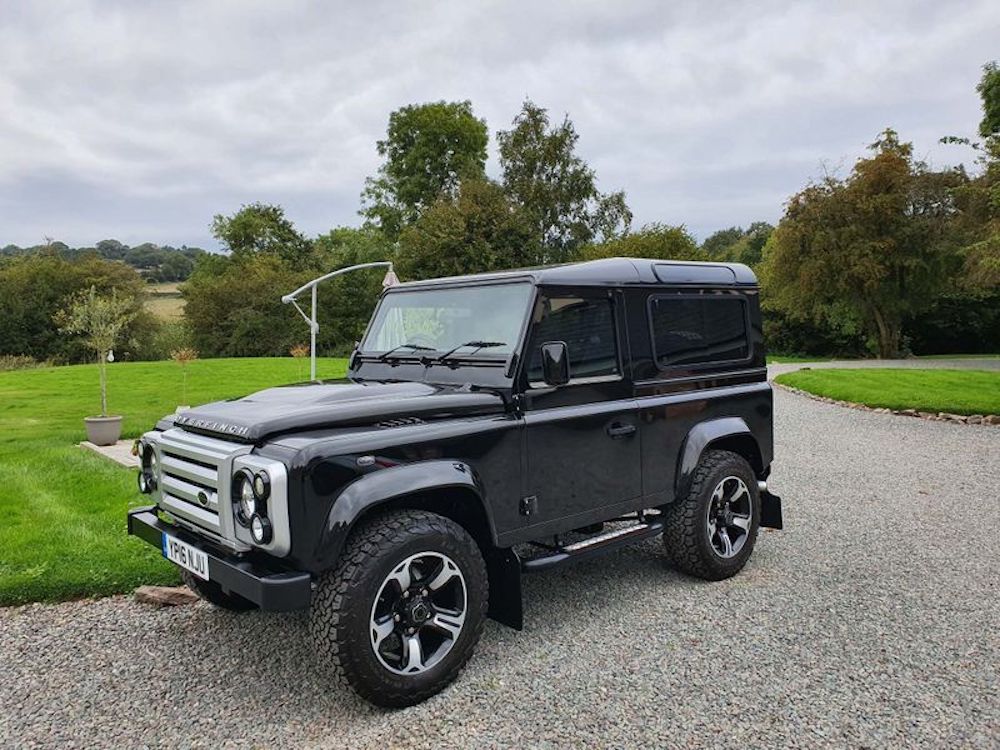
[174,380,504,443]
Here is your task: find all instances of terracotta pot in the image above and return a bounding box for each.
[85,416,123,446]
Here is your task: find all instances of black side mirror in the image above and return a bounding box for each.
[540,341,570,386]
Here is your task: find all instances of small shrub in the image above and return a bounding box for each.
[0,354,45,372]
[170,347,199,404]
[290,343,309,381]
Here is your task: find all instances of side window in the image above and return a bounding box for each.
[527,295,619,381]
[650,295,749,367]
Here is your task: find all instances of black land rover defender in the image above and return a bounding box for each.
[128,257,782,707]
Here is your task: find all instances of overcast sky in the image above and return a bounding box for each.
[1,0,997,250]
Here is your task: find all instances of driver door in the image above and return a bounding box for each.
[519,289,641,535]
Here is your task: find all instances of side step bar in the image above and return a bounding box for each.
[521,520,665,573]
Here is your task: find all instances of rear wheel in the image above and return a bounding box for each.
[180,570,257,611]
[662,450,761,580]
[310,509,488,707]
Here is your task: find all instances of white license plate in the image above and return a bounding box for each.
[162,532,209,580]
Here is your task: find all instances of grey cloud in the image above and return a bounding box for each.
[0,0,997,248]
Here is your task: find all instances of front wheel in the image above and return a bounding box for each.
[310,510,488,707]
[662,450,761,580]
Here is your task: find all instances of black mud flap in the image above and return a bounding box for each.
[486,547,523,630]
[760,490,783,530]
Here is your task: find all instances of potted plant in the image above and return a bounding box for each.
[58,286,138,446]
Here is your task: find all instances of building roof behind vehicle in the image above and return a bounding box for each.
[395,257,758,289]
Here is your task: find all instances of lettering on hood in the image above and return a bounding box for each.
[174,414,251,438]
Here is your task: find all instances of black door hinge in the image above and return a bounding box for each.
[520,495,538,517]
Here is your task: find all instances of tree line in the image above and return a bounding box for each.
[2,64,997,366]
[1,239,206,283]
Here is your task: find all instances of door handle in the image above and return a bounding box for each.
[606,422,636,439]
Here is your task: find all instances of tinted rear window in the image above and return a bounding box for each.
[650,295,749,367]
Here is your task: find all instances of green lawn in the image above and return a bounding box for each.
[914,353,1000,360]
[774,368,1000,415]
[766,355,832,364]
[0,356,347,606]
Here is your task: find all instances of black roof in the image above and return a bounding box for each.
[395,257,758,289]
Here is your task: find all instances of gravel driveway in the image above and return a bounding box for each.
[2,387,998,749]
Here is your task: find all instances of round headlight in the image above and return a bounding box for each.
[235,471,256,525]
[253,471,270,500]
[250,514,273,544]
[138,443,157,493]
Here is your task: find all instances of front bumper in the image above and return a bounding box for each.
[127,506,312,611]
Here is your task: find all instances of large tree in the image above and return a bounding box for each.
[976,61,1000,139]
[497,100,631,263]
[949,62,1000,289]
[211,202,313,268]
[700,227,744,258]
[760,129,964,358]
[701,222,773,267]
[185,225,395,358]
[580,223,700,262]
[0,251,153,362]
[396,179,537,280]
[313,227,396,346]
[362,101,489,239]
[183,253,313,357]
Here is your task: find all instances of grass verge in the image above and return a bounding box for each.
[0,357,347,606]
[914,353,1000,360]
[766,355,832,364]
[774,368,1000,416]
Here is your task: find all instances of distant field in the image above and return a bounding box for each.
[145,281,184,321]
[775,368,1000,415]
[0,356,348,606]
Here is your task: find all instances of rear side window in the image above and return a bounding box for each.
[649,295,749,367]
[527,295,619,381]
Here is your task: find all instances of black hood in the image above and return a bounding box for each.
[172,379,505,442]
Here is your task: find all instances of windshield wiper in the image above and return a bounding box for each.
[433,341,507,365]
[377,342,435,361]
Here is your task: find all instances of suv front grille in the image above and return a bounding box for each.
[155,430,239,537]
[145,426,289,556]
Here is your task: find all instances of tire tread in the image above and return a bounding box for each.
[662,449,759,581]
[310,509,488,707]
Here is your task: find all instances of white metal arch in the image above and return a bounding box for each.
[281,262,398,381]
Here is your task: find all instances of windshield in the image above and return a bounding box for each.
[361,283,533,359]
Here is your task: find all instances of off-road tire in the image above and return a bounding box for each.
[180,570,257,611]
[310,509,489,708]
[662,449,761,581]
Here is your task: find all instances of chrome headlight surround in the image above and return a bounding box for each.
[231,457,289,556]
